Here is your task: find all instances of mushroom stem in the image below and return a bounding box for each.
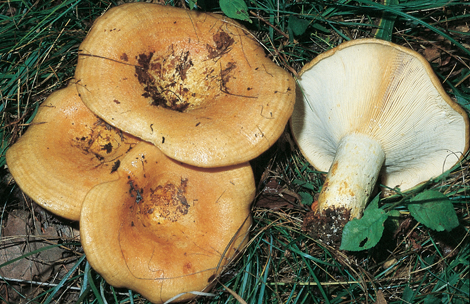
[317,133,385,219]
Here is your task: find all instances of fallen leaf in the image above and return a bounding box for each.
[375,290,387,304]
[423,46,440,62]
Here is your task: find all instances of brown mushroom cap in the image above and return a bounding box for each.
[291,38,469,219]
[75,2,295,168]
[80,141,255,303]
[5,83,140,221]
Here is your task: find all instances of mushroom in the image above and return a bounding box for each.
[75,2,295,168]
[5,83,140,220]
[291,38,469,220]
[80,141,255,303]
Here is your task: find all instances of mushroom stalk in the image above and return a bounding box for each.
[317,133,385,219]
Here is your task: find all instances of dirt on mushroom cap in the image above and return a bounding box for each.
[5,83,140,221]
[75,3,295,168]
[80,141,255,303]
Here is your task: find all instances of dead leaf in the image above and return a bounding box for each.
[256,178,298,210]
[0,209,75,282]
[375,290,387,304]
[423,46,440,63]
[455,25,469,33]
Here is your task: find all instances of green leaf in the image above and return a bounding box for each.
[423,295,441,304]
[408,190,459,232]
[340,195,388,251]
[292,179,316,191]
[310,22,330,34]
[402,286,415,302]
[219,0,251,23]
[188,0,197,10]
[288,15,310,36]
[374,0,399,41]
[298,191,313,206]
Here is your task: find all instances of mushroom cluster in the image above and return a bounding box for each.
[291,38,469,225]
[6,2,295,303]
[10,3,465,300]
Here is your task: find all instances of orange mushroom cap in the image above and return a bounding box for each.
[80,141,255,303]
[75,2,295,168]
[6,83,140,221]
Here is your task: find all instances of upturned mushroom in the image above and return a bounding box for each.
[291,38,469,220]
[75,2,295,168]
[80,141,255,303]
[6,83,140,220]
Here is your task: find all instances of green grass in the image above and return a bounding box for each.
[1,0,469,303]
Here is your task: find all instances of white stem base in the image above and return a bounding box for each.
[318,133,385,219]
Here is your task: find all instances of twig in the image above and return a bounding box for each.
[0,276,131,296]
[0,276,81,291]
